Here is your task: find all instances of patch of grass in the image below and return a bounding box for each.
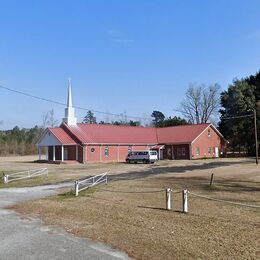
[51,187,98,201]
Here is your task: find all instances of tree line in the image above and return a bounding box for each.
[0,109,58,156]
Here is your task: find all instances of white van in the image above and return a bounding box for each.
[125,150,158,164]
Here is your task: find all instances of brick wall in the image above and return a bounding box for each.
[85,144,152,163]
[191,125,222,159]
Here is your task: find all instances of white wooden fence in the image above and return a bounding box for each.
[3,168,48,184]
[75,172,108,196]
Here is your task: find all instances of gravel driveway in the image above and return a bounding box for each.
[0,183,129,260]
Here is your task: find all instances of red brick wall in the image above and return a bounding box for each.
[86,145,100,162]
[191,126,222,159]
[85,144,151,163]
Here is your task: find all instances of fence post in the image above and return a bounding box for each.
[210,173,214,186]
[75,181,79,196]
[3,173,8,184]
[182,189,188,213]
[166,188,171,210]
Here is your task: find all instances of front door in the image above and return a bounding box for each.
[215,147,219,158]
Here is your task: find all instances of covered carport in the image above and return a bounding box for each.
[36,127,82,163]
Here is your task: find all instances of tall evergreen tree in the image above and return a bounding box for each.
[219,79,256,154]
[83,110,97,124]
[151,111,165,127]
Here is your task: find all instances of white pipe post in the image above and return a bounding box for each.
[75,181,79,196]
[3,174,7,184]
[53,146,56,161]
[166,188,172,210]
[182,189,188,213]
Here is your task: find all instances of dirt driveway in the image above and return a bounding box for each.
[0,182,129,260]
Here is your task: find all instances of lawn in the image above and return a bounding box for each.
[12,157,260,260]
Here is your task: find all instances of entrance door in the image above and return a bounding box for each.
[215,147,219,158]
[64,147,68,160]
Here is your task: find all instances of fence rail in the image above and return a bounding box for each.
[75,172,108,196]
[3,168,48,183]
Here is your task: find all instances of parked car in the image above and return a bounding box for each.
[125,150,158,164]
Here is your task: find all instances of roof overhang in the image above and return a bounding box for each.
[37,129,62,146]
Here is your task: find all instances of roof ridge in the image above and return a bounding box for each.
[159,123,210,129]
[76,123,155,129]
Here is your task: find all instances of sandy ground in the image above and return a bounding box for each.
[8,157,260,260]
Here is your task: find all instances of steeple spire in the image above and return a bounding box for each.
[67,77,73,107]
[63,78,77,126]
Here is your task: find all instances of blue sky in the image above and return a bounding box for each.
[0,0,260,129]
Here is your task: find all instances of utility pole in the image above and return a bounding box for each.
[254,109,258,165]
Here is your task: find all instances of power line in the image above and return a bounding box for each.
[220,114,254,120]
[0,85,152,121]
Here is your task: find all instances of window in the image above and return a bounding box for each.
[208,147,212,155]
[104,146,109,157]
[208,129,211,137]
[196,147,200,156]
[177,148,182,156]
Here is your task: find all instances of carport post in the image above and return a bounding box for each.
[53,146,56,161]
[182,189,188,213]
[166,188,172,210]
[61,145,64,162]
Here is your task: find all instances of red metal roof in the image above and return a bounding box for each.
[48,127,77,145]
[47,123,215,145]
[156,124,210,144]
[64,123,158,144]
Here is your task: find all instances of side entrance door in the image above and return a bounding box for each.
[214,147,219,158]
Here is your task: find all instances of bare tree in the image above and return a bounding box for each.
[178,83,220,124]
[48,109,59,127]
[41,109,59,129]
[42,112,49,128]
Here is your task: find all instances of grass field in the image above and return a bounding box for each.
[3,156,260,259]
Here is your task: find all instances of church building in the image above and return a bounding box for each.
[37,81,226,164]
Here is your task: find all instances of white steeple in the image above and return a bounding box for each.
[63,78,77,126]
